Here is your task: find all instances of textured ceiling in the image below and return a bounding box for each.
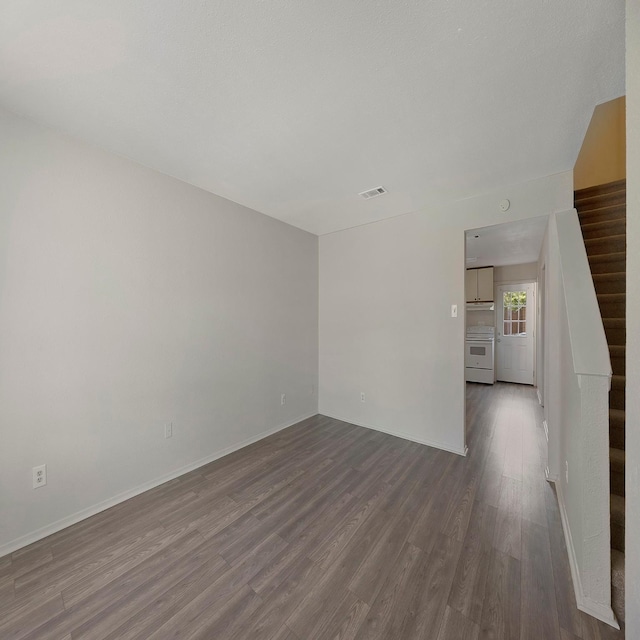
[466,216,549,268]
[0,1,625,235]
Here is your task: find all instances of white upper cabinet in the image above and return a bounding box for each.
[465,267,494,302]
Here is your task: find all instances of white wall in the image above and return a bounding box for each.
[544,211,613,623]
[0,108,319,554]
[493,262,538,283]
[541,219,559,477]
[626,0,640,633]
[319,173,572,454]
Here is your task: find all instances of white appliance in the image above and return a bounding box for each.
[465,325,495,384]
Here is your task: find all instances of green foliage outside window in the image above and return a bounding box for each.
[503,291,527,310]
[503,291,527,336]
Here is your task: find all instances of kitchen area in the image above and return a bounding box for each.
[465,257,540,388]
[465,266,496,384]
[464,216,547,388]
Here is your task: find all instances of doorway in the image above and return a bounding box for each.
[463,215,549,450]
[496,282,536,385]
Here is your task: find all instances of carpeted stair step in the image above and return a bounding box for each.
[597,293,626,318]
[580,217,626,240]
[610,408,626,450]
[583,234,626,256]
[592,272,626,295]
[575,189,626,212]
[575,179,627,200]
[603,318,626,346]
[577,203,626,225]
[609,345,626,377]
[611,493,625,553]
[610,374,626,411]
[611,549,625,623]
[588,252,626,274]
[610,447,625,497]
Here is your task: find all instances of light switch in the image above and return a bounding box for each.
[451,304,458,318]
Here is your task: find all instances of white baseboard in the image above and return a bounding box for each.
[551,479,620,629]
[319,412,467,457]
[543,419,549,442]
[0,411,317,558]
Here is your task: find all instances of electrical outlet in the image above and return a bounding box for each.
[165,423,173,439]
[565,460,569,484]
[32,464,47,489]
[360,392,366,403]
[281,393,286,406]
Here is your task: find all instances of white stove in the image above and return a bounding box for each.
[466,326,495,341]
[465,326,495,384]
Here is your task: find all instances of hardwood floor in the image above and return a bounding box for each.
[0,383,624,639]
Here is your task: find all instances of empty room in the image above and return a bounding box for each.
[1,2,639,639]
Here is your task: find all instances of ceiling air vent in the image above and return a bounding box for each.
[359,186,387,200]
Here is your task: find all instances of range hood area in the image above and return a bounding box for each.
[466,302,495,311]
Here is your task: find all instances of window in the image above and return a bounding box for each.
[503,291,527,336]
[470,346,487,356]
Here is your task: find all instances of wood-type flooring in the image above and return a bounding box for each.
[0,383,624,639]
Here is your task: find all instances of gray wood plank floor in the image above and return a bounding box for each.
[0,383,624,639]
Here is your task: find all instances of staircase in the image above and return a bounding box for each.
[575,179,626,624]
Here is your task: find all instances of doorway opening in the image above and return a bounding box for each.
[463,215,549,447]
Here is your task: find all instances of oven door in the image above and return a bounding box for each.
[465,340,493,369]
